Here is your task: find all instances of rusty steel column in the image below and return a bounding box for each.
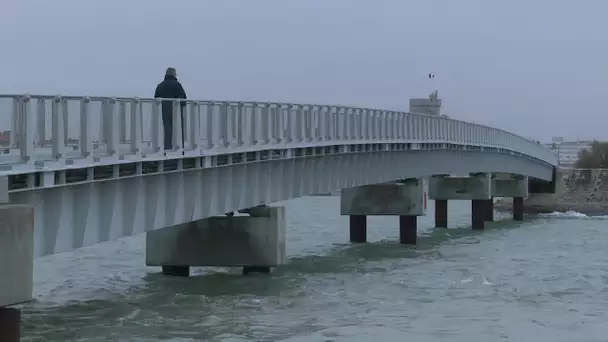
[349,215,367,243]
[399,215,417,245]
[471,199,485,230]
[434,199,448,228]
[0,307,20,342]
[513,197,524,221]
[485,198,494,221]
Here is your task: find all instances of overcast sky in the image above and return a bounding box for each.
[1,0,606,142]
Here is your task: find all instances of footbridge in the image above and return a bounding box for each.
[0,92,557,336]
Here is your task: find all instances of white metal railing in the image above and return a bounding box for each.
[0,94,558,170]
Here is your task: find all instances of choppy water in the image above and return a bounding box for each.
[20,198,608,341]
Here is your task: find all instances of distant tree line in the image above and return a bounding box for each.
[575,141,608,168]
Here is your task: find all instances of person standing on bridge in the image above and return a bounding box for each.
[154,67,187,150]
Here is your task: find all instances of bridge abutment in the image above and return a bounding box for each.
[146,206,286,276]
[341,180,425,245]
[0,203,34,342]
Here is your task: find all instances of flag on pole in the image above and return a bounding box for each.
[428,73,435,79]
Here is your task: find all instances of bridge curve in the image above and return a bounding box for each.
[0,94,557,257]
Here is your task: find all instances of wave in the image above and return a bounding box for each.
[538,210,608,220]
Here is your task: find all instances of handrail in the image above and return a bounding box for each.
[0,94,558,170]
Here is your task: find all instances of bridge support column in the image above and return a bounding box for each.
[434,199,448,228]
[399,215,417,245]
[471,199,486,230]
[484,198,494,221]
[341,180,425,244]
[0,203,34,341]
[513,197,524,221]
[349,215,367,243]
[146,206,286,276]
[0,307,20,342]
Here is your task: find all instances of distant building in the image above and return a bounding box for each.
[409,91,442,115]
[543,140,593,167]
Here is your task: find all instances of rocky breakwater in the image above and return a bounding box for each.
[495,169,608,216]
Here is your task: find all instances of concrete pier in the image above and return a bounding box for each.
[341,181,424,244]
[434,199,448,228]
[0,203,34,341]
[146,206,286,276]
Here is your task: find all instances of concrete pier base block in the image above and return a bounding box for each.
[492,177,529,198]
[146,206,286,273]
[435,199,448,228]
[0,307,20,342]
[349,215,367,243]
[399,215,417,245]
[341,181,425,216]
[0,205,34,307]
[471,200,485,230]
[513,197,524,221]
[429,174,492,200]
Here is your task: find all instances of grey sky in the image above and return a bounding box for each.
[1,0,606,142]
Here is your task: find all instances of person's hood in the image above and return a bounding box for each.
[164,74,177,81]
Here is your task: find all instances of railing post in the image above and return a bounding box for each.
[339,107,347,141]
[51,95,65,160]
[303,105,311,142]
[351,108,357,140]
[270,104,279,144]
[79,97,92,159]
[61,98,69,147]
[10,97,20,149]
[107,98,119,156]
[284,104,293,143]
[371,110,378,140]
[294,104,303,143]
[249,103,257,145]
[119,100,127,143]
[171,100,182,151]
[236,102,244,146]
[205,102,214,150]
[36,98,46,147]
[219,102,229,148]
[130,98,142,156]
[151,99,162,153]
[324,106,331,141]
[19,95,34,163]
[260,103,269,145]
[312,105,321,141]
[188,101,199,151]
[100,100,108,145]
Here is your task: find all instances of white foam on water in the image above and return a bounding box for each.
[538,210,608,220]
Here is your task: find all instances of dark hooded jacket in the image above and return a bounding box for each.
[154,74,187,116]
